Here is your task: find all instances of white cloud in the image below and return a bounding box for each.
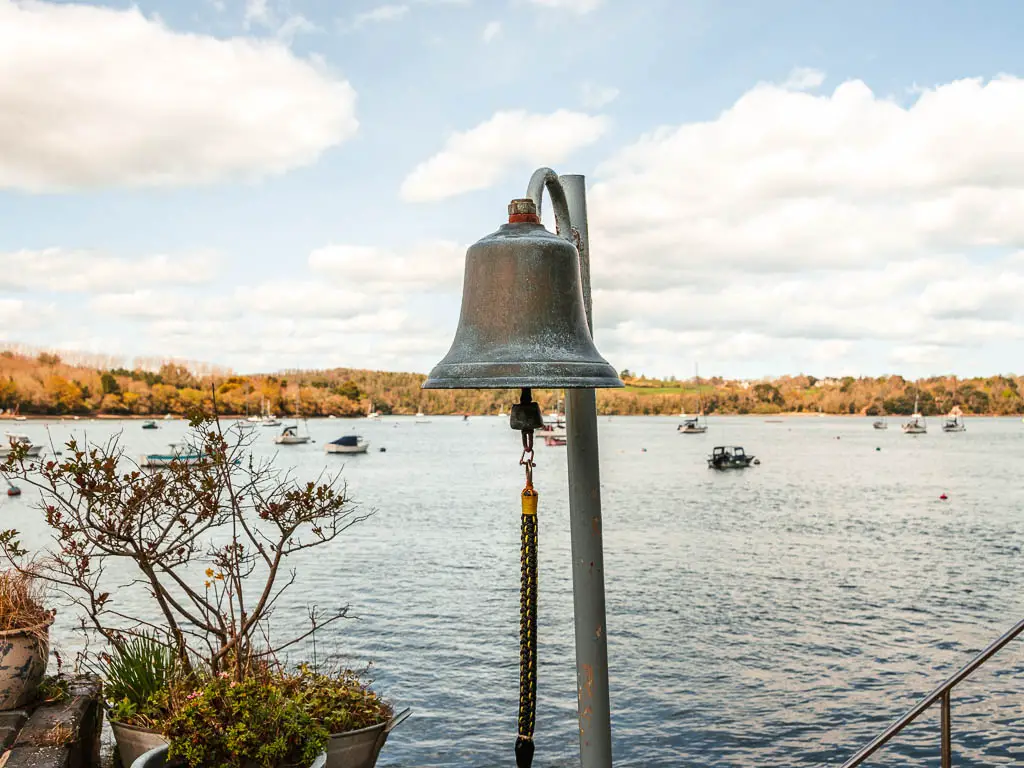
[579,72,1024,375]
[781,67,825,91]
[527,0,601,13]
[482,20,501,42]
[581,82,620,109]
[353,4,409,26]
[0,0,357,192]
[1,249,220,293]
[401,110,608,202]
[308,241,465,291]
[244,0,271,27]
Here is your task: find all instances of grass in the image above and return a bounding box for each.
[624,385,694,395]
[0,569,52,633]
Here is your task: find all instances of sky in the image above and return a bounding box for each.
[3,0,1024,379]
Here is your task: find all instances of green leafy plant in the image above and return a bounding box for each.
[288,665,393,735]
[165,673,327,768]
[99,632,179,727]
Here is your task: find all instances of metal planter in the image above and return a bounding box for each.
[110,720,169,768]
[326,709,410,768]
[130,745,327,768]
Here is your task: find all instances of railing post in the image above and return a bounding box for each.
[940,692,952,768]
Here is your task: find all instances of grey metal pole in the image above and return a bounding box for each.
[560,173,613,768]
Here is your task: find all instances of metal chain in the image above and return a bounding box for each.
[516,425,539,768]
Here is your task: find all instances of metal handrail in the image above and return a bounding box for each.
[840,615,1024,767]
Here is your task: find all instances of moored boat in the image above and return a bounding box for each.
[325,435,369,454]
[274,425,311,445]
[707,446,758,470]
[141,420,159,430]
[140,443,202,468]
[0,434,42,458]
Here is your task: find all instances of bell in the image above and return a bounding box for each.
[423,199,623,390]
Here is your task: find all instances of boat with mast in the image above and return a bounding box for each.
[942,379,966,432]
[539,397,566,446]
[902,386,927,434]
[274,394,311,444]
[678,365,708,434]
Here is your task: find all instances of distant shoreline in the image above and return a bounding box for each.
[1,412,1019,421]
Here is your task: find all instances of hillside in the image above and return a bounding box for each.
[1,351,1021,418]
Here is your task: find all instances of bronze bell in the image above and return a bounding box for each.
[423,199,623,390]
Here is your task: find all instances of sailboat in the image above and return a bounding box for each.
[365,402,381,420]
[873,380,888,429]
[902,388,927,434]
[274,394,311,444]
[257,397,280,427]
[415,406,431,424]
[539,398,566,445]
[678,365,708,434]
[942,379,966,432]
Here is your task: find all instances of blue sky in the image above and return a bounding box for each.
[3,0,1024,379]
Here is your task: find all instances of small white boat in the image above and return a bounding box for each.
[678,365,709,434]
[163,413,174,421]
[539,403,566,444]
[903,391,927,434]
[325,435,369,454]
[0,433,42,458]
[140,443,202,468]
[274,425,311,445]
[415,411,431,424]
[942,409,966,433]
[677,416,707,434]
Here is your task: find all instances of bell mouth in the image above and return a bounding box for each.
[422,360,624,390]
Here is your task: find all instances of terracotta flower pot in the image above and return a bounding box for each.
[110,719,169,768]
[0,618,53,710]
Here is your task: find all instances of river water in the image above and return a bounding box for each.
[3,415,1024,767]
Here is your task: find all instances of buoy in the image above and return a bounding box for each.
[876,447,881,451]
[379,447,387,452]
[641,448,647,453]
[940,493,948,500]
[6,485,20,497]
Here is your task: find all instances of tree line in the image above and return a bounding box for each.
[1,351,1021,417]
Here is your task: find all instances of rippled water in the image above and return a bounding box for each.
[4,415,1024,767]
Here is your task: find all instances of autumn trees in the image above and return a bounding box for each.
[0,350,1022,417]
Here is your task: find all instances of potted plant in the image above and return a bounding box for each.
[0,569,55,710]
[290,666,408,768]
[0,412,403,768]
[101,634,177,767]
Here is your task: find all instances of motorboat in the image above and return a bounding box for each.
[942,412,966,433]
[0,433,42,458]
[873,415,888,430]
[140,443,202,468]
[325,435,369,454]
[707,446,758,470]
[274,425,311,445]
[142,420,159,430]
[678,416,707,434]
